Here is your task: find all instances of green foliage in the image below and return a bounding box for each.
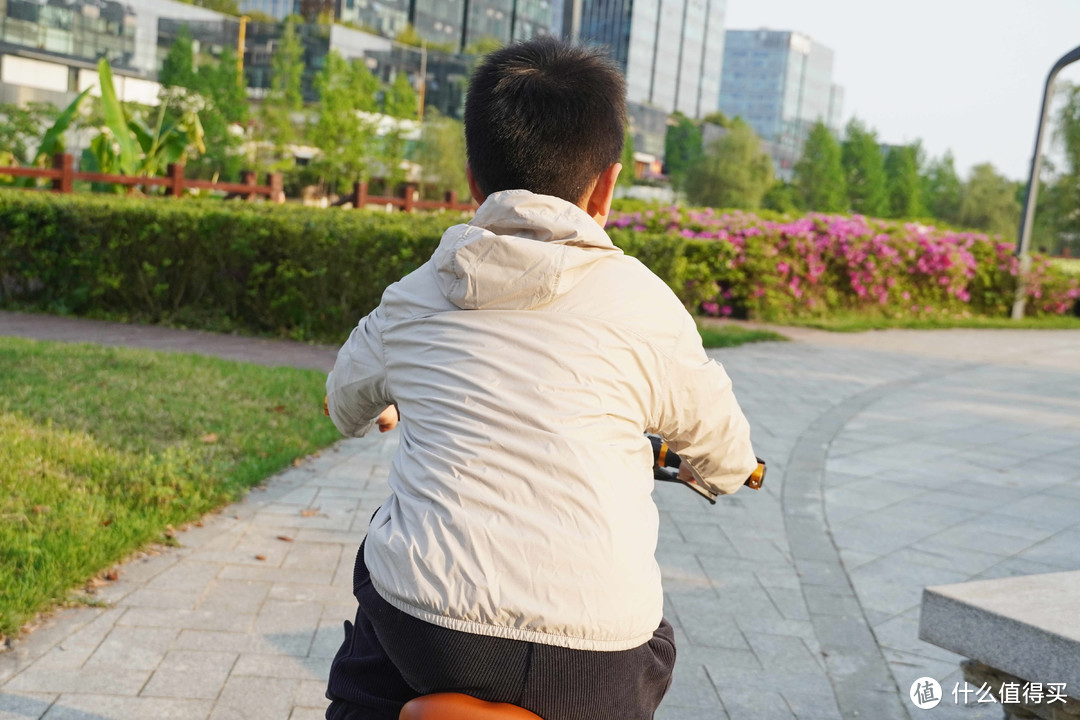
[0,192,460,342]
[81,60,205,185]
[884,144,923,218]
[464,36,504,57]
[618,130,636,187]
[959,163,1020,239]
[159,25,198,89]
[384,71,418,119]
[395,23,424,47]
[0,337,339,636]
[684,119,773,209]
[664,113,702,189]
[761,181,800,214]
[0,103,58,166]
[841,118,889,216]
[261,18,306,159]
[175,0,239,13]
[700,112,730,128]
[794,121,847,212]
[417,108,469,199]
[922,151,963,224]
[310,51,380,189]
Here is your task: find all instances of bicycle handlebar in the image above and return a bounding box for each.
[648,434,765,504]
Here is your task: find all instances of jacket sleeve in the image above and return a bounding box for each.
[650,315,757,496]
[326,306,391,438]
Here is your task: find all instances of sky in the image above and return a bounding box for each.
[723,0,1080,180]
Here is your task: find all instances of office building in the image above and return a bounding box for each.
[239,0,300,21]
[563,0,726,119]
[337,0,551,53]
[718,29,844,177]
[0,0,228,107]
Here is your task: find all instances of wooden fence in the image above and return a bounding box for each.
[0,153,477,213]
[0,153,284,201]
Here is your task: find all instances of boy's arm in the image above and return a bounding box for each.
[326,307,391,438]
[650,316,757,496]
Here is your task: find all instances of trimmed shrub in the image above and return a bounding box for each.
[2,193,1077,343]
[0,192,456,342]
[608,207,1080,320]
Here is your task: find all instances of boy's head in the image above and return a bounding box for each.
[464,37,627,209]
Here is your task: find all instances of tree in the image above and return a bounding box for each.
[464,36,504,57]
[0,102,57,165]
[684,119,773,209]
[309,51,379,189]
[884,144,923,218]
[762,181,800,214]
[261,18,306,161]
[383,71,418,119]
[841,118,889,216]
[1034,83,1080,253]
[922,151,963,223]
[959,163,1021,238]
[793,121,847,212]
[618,130,635,187]
[416,108,469,200]
[177,0,239,14]
[159,25,197,89]
[664,112,701,190]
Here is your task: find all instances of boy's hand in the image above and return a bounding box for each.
[377,404,399,433]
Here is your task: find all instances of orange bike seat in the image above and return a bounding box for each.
[399,693,543,720]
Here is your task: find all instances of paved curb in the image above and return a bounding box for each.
[782,366,975,720]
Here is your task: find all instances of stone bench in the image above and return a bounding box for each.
[919,571,1079,719]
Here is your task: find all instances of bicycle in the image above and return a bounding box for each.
[396,437,766,719]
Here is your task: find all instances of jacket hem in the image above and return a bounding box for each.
[369,576,655,652]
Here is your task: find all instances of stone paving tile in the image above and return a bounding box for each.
[141,650,237,700]
[83,626,179,671]
[0,691,55,720]
[41,695,214,720]
[209,675,301,720]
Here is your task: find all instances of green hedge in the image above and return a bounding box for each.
[2,192,1076,344]
[0,192,454,342]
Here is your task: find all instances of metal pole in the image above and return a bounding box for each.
[1011,44,1080,319]
[237,16,249,79]
[417,40,427,121]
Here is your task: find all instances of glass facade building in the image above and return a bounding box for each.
[575,0,726,118]
[719,29,844,177]
[0,0,137,70]
[338,0,552,54]
[239,0,300,21]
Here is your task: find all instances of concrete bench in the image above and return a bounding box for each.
[919,571,1079,719]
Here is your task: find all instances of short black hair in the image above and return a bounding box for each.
[464,37,627,205]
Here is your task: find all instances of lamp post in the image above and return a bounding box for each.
[1011,43,1080,319]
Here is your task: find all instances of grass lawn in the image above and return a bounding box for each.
[779,314,1080,332]
[0,337,341,638]
[698,323,788,347]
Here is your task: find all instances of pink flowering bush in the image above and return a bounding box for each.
[607,208,1080,320]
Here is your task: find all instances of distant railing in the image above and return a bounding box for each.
[0,154,478,213]
[335,181,477,213]
[0,153,284,201]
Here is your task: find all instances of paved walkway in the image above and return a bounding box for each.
[2,311,1079,720]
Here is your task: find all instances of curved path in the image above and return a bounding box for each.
[1,311,1078,720]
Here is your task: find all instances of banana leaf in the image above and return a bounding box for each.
[97,58,138,176]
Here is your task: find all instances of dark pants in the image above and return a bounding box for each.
[325,544,676,720]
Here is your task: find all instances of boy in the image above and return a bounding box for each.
[324,38,757,720]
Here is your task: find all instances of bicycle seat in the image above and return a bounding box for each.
[399,693,543,720]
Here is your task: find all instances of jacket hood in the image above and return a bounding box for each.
[433,190,623,310]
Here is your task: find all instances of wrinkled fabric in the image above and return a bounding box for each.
[327,190,757,651]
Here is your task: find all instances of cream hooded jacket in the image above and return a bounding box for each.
[327,190,757,652]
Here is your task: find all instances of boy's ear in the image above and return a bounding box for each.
[466,164,486,205]
[585,163,622,227]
